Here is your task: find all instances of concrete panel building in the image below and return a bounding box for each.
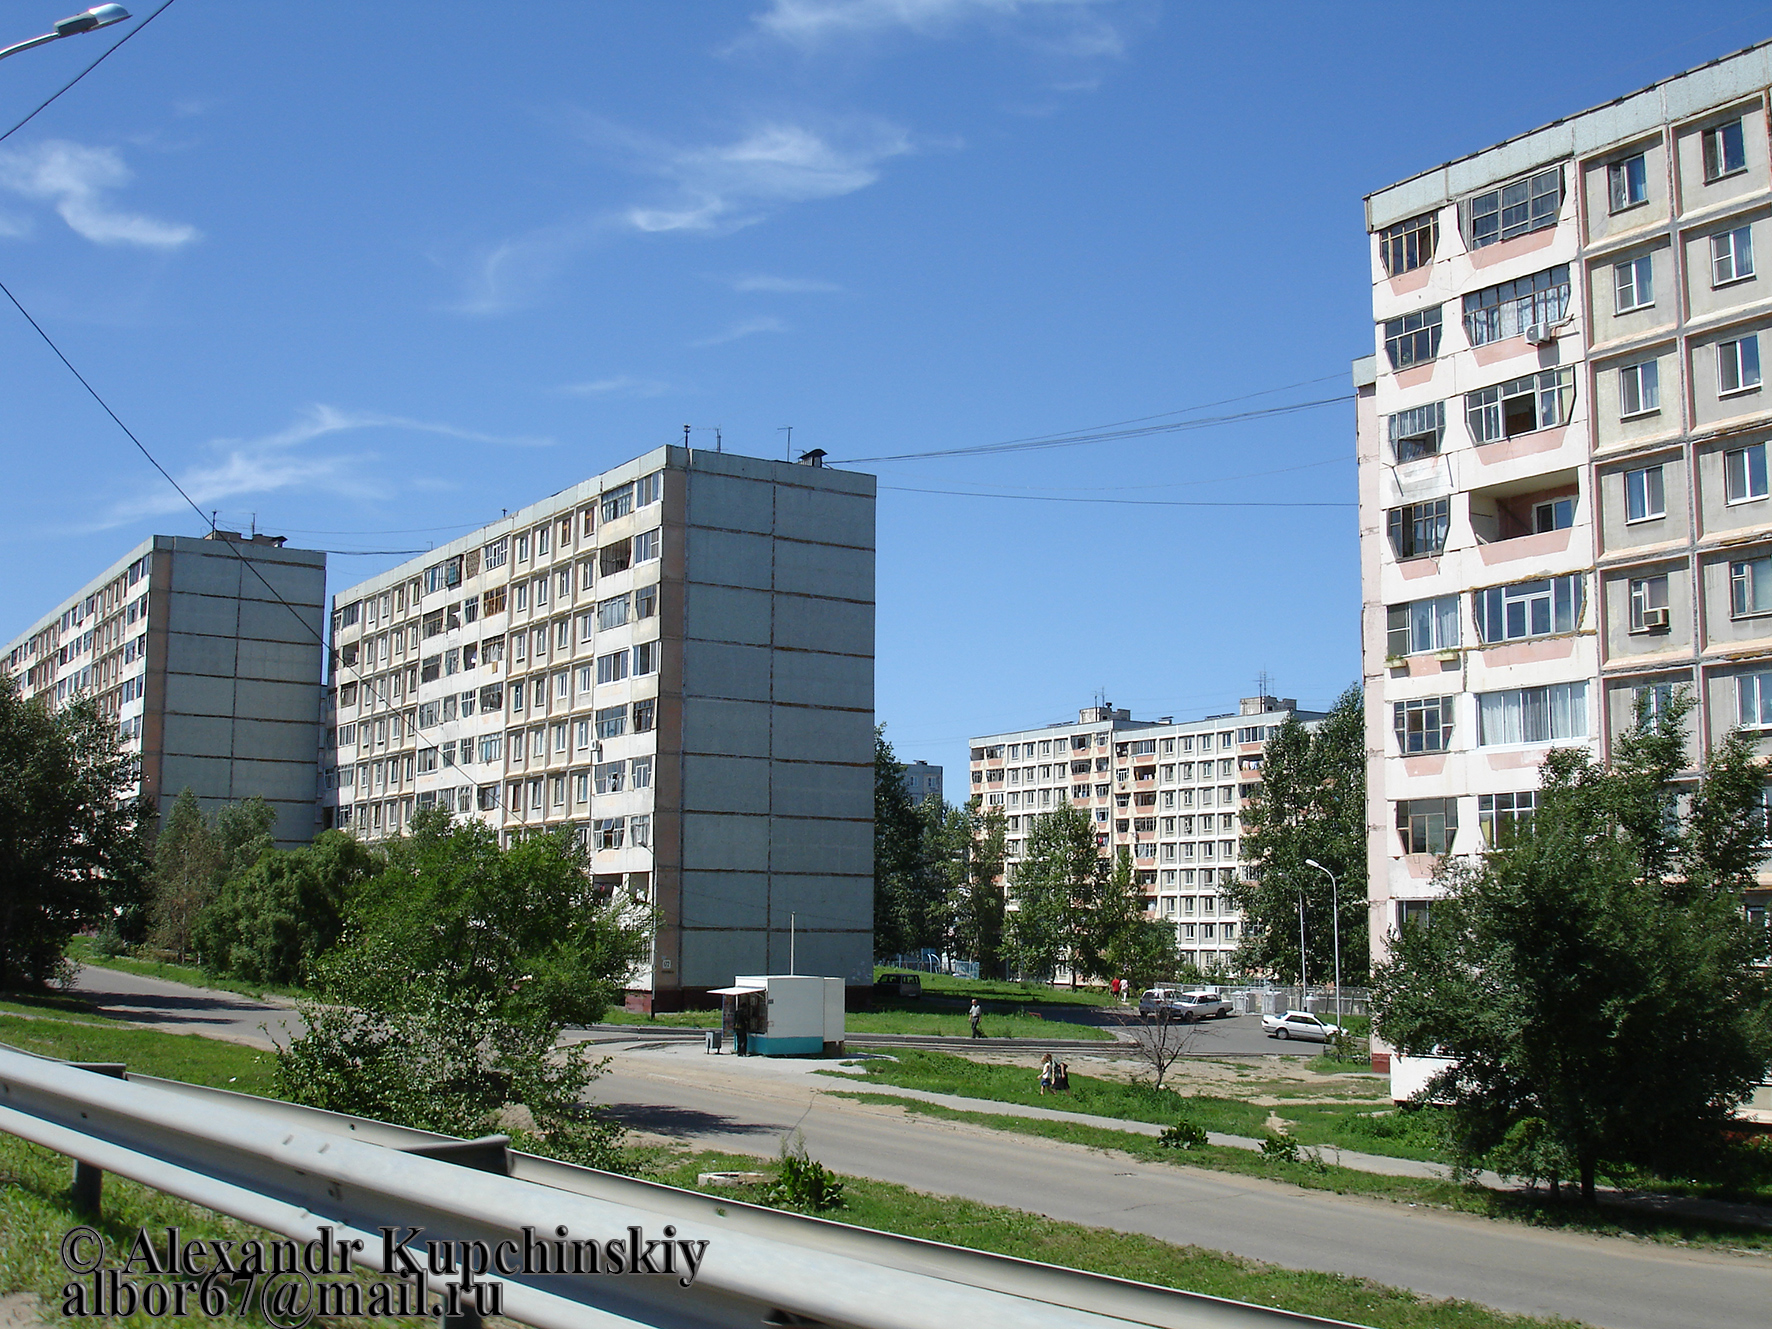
[3,532,328,847]
[901,760,943,805]
[1359,41,1772,987]
[969,696,1321,973]
[320,446,876,1009]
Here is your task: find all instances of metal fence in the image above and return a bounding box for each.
[1222,987,1371,1018]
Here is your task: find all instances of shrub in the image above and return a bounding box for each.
[763,1137,845,1212]
[1260,1130,1300,1164]
[1159,1118,1207,1150]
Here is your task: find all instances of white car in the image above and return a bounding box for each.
[1261,1010,1340,1042]
[1176,991,1235,1020]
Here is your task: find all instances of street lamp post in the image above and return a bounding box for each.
[1305,859,1342,1030]
[0,7,130,64]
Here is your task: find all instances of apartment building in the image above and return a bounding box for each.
[320,446,876,1009]
[1359,42,1772,973]
[901,760,943,805]
[968,697,1319,972]
[3,532,328,847]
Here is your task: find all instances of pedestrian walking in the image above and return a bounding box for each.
[1053,1060,1070,1092]
[1038,1053,1054,1095]
[968,998,983,1038]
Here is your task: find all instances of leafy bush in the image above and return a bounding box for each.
[194,831,378,985]
[1159,1118,1207,1150]
[1260,1130,1300,1164]
[763,1137,845,1212]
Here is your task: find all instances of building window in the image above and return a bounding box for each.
[594,817,626,849]
[1477,791,1536,847]
[1396,798,1457,854]
[1627,574,1670,633]
[595,705,626,739]
[1394,696,1455,754]
[1383,305,1442,370]
[1726,443,1769,502]
[1465,166,1562,250]
[1475,574,1584,644]
[638,471,662,506]
[1379,211,1438,276]
[1386,594,1460,656]
[1703,118,1747,182]
[1613,255,1653,313]
[1624,465,1665,522]
[1732,556,1772,617]
[1713,225,1755,286]
[1387,498,1450,560]
[1718,335,1762,396]
[594,760,625,794]
[633,641,658,675]
[1465,368,1576,443]
[1464,264,1570,344]
[634,529,660,562]
[1477,681,1588,746]
[1608,153,1647,211]
[597,650,629,684]
[598,595,630,630]
[1737,670,1772,727]
[1388,401,1446,461]
[601,483,635,522]
[1619,361,1660,418]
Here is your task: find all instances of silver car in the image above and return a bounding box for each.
[1260,1010,1340,1042]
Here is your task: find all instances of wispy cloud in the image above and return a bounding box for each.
[599,118,913,235]
[753,0,1124,53]
[448,218,601,317]
[0,141,197,248]
[729,273,844,293]
[559,375,675,397]
[96,406,552,528]
[690,315,787,348]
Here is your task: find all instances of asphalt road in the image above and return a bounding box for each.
[44,966,1772,1329]
[64,964,303,1049]
[589,1047,1772,1329]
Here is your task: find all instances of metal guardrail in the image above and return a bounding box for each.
[0,1046,1371,1329]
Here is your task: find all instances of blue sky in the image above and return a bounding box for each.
[0,1,1765,785]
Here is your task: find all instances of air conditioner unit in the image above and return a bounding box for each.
[1525,323,1556,345]
[1642,607,1671,631]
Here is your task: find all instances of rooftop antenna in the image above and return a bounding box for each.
[250,513,257,539]
[1256,669,1272,703]
[778,425,792,461]
[209,510,217,532]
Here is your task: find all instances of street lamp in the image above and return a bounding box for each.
[1304,859,1342,1030]
[0,7,130,64]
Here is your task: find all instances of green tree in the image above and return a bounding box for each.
[1005,802,1104,984]
[276,812,651,1167]
[148,790,224,961]
[950,801,1006,978]
[1227,685,1367,984]
[1373,695,1772,1202]
[194,831,382,985]
[872,726,945,958]
[0,679,148,988]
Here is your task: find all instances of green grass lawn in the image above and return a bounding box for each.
[597,1003,1114,1040]
[0,1007,279,1096]
[874,965,1114,1008]
[654,1147,1586,1329]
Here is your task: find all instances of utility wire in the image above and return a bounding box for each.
[0,0,180,146]
[835,394,1352,465]
[882,485,1353,509]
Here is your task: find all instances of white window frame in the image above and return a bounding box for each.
[1731,555,1772,618]
[1608,153,1648,212]
[1619,360,1660,419]
[1703,119,1748,183]
[1614,254,1653,312]
[1737,670,1772,728]
[1727,442,1770,504]
[1627,574,1670,632]
[1719,335,1763,397]
[1713,225,1755,287]
[1624,464,1665,523]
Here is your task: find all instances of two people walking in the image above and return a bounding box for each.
[1038,1052,1069,1095]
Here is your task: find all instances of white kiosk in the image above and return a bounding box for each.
[710,975,845,1056]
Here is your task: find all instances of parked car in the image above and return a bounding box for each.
[1177,991,1235,1020]
[874,973,922,999]
[1137,987,1187,1018]
[1261,1010,1340,1042]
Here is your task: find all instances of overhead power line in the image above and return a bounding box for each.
[833,394,1352,465]
[0,0,180,146]
[881,485,1352,509]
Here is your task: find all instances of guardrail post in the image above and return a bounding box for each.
[400,1135,510,1329]
[67,1063,127,1216]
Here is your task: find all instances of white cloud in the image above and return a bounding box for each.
[98,406,552,528]
[0,141,197,249]
[690,316,787,348]
[609,119,913,235]
[559,376,674,397]
[753,0,1122,52]
[729,273,843,293]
